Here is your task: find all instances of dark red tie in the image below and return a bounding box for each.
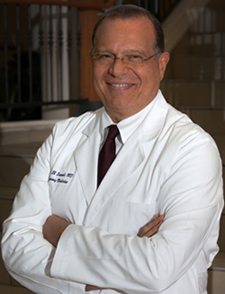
[97,125,119,186]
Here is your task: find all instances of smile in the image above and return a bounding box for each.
[111,83,131,88]
[107,83,134,90]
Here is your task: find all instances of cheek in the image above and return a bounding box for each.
[139,71,156,89]
[144,67,160,85]
[93,70,102,91]
[137,69,160,98]
[93,70,109,102]
[93,68,106,88]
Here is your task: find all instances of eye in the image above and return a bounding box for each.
[127,55,143,63]
[98,53,114,60]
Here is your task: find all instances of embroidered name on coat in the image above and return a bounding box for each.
[49,170,74,184]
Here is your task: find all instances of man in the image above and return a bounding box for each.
[1,4,223,294]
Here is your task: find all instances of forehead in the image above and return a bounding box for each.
[94,17,156,53]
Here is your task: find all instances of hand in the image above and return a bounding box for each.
[43,215,71,247]
[85,285,105,291]
[137,214,164,238]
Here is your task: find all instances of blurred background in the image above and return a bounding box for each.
[0,1,224,293]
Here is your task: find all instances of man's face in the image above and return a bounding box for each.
[92,17,170,122]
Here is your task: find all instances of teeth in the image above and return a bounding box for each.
[111,84,130,88]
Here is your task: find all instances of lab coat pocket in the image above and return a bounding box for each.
[109,198,156,235]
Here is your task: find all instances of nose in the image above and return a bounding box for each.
[108,57,129,77]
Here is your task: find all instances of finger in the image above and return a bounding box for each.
[138,215,164,237]
[138,214,163,235]
[85,285,103,291]
[146,214,164,226]
[138,220,163,237]
[142,221,163,238]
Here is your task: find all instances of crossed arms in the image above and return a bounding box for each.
[43,213,164,292]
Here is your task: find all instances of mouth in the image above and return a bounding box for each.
[107,82,134,90]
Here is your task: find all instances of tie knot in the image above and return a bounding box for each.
[107,125,119,140]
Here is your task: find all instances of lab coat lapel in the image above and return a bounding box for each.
[83,130,145,226]
[84,92,168,226]
[73,113,101,205]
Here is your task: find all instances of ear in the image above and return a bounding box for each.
[158,52,170,81]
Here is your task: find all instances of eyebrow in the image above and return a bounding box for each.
[95,49,147,56]
[126,49,146,55]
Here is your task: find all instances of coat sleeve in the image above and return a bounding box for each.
[1,124,86,294]
[50,133,224,293]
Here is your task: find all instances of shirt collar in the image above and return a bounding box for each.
[99,91,159,144]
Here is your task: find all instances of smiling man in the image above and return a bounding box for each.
[91,15,169,122]
[2,4,223,294]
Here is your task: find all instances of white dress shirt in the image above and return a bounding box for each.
[99,97,157,154]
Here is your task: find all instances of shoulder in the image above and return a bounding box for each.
[52,108,102,137]
[169,106,216,150]
[159,96,214,147]
[156,95,220,164]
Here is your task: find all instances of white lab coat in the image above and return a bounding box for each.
[1,92,224,294]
